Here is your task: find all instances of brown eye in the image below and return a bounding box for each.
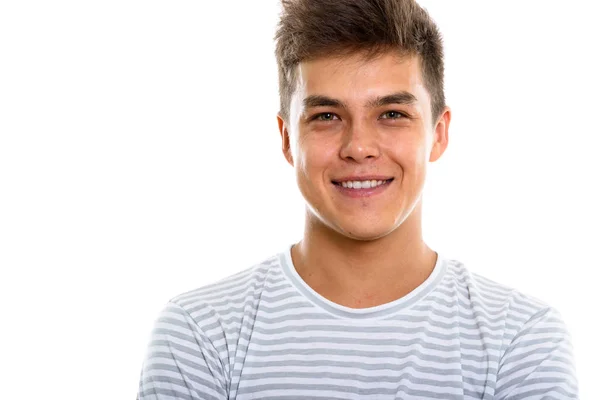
[380,111,405,119]
[315,113,339,121]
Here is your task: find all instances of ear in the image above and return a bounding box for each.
[277,114,294,167]
[429,106,451,162]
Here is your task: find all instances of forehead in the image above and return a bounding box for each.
[295,51,429,108]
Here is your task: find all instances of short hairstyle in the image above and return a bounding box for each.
[275,0,446,126]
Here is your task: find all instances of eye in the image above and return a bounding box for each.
[313,112,340,121]
[380,111,406,120]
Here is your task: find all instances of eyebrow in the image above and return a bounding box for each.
[302,91,418,110]
[303,95,348,109]
[366,92,418,108]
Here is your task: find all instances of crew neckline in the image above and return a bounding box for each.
[278,243,447,319]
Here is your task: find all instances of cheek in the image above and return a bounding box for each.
[299,140,337,175]
[393,136,427,163]
[387,149,427,184]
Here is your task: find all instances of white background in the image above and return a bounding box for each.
[1,0,598,398]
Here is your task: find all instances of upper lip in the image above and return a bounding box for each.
[332,175,394,183]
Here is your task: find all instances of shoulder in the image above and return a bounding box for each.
[166,250,284,327]
[139,253,285,399]
[441,257,576,391]
[440,256,557,333]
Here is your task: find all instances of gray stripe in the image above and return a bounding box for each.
[242,358,464,375]
[237,382,463,397]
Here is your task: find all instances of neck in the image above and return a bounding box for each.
[291,201,437,308]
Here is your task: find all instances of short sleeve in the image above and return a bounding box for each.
[494,306,578,399]
[136,301,228,400]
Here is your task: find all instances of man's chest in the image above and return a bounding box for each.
[227,325,497,399]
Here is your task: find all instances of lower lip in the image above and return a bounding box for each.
[332,179,393,198]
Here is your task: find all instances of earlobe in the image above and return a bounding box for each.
[277,114,294,166]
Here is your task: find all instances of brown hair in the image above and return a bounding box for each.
[275,0,446,125]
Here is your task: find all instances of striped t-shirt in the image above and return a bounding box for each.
[137,245,578,399]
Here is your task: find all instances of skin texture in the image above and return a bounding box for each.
[277,51,451,308]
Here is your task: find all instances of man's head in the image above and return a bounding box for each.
[275,0,450,242]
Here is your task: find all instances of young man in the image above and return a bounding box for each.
[137,0,578,398]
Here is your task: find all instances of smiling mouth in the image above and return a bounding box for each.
[332,178,394,187]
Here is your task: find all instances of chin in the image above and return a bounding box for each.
[335,222,396,242]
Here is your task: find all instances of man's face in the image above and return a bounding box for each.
[278,51,449,241]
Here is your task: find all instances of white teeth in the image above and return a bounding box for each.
[341,180,385,189]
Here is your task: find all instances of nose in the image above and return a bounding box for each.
[339,120,381,162]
